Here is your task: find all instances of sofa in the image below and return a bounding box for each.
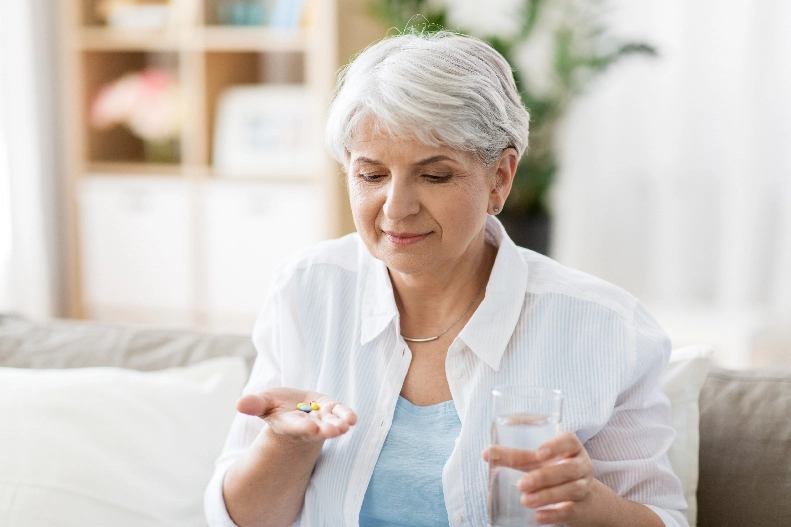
[1,314,789,527]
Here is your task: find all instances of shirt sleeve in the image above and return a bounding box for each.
[204,277,285,527]
[582,302,690,527]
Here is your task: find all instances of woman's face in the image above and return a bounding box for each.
[346,119,515,277]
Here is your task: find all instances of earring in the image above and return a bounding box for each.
[493,205,500,213]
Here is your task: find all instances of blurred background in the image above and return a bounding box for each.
[0,0,789,368]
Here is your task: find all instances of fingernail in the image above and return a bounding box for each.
[520,475,533,490]
[489,449,500,461]
[523,493,538,506]
[538,447,551,459]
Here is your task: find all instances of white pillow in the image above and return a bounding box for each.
[659,345,713,527]
[0,357,247,527]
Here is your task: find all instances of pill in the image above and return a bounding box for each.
[300,406,312,413]
[311,402,320,411]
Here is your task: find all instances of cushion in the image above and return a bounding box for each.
[696,367,791,527]
[660,344,713,527]
[0,357,247,527]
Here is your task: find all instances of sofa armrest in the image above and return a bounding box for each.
[0,314,257,371]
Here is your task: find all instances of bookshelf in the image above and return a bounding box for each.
[58,0,342,333]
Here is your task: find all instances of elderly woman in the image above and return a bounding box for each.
[205,32,688,527]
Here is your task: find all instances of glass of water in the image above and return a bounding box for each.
[488,386,563,527]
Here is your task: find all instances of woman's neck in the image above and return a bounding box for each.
[391,237,497,339]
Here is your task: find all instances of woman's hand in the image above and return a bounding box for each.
[237,387,357,443]
[482,432,598,525]
[224,389,356,527]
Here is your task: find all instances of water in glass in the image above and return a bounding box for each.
[489,413,559,527]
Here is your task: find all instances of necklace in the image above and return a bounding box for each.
[401,279,487,343]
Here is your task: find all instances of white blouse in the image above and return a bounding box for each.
[205,216,688,527]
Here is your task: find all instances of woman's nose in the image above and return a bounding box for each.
[383,178,420,221]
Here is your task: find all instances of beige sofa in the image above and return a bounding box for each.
[1,314,789,526]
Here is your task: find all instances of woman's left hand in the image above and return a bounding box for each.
[482,432,598,525]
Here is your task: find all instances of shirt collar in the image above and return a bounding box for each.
[359,216,529,371]
[457,216,528,371]
[360,243,399,345]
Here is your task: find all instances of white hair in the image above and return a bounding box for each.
[325,31,530,169]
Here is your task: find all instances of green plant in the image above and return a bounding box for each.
[370,0,656,217]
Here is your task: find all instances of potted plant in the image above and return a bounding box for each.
[370,0,656,254]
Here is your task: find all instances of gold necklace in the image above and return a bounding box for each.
[401,279,487,343]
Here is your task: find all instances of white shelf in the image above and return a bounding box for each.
[59,0,341,327]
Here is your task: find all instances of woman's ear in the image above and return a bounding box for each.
[489,148,518,214]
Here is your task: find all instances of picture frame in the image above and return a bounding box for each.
[212,85,321,178]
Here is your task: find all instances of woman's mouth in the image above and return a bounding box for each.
[383,231,430,246]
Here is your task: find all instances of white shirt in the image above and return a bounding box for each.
[205,216,689,527]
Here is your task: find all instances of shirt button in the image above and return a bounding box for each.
[451,368,463,379]
[451,513,462,523]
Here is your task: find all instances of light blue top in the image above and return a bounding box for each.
[359,396,462,527]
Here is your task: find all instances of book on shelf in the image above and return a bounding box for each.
[216,0,314,29]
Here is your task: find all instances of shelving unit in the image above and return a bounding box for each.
[58,0,342,333]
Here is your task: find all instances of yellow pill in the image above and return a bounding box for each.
[311,402,320,411]
[297,403,303,410]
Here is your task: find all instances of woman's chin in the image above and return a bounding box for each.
[375,249,440,277]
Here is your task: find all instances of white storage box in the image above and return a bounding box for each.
[77,176,194,326]
[199,180,325,330]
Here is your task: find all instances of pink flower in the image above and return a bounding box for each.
[90,68,180,141]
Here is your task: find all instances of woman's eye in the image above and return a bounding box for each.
[360,173,385,182]
[424,174,452,183]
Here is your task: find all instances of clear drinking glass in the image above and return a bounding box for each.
[488,386,564,527]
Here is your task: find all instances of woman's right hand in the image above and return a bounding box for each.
[236,387,357,442]
[224,389,356,527]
